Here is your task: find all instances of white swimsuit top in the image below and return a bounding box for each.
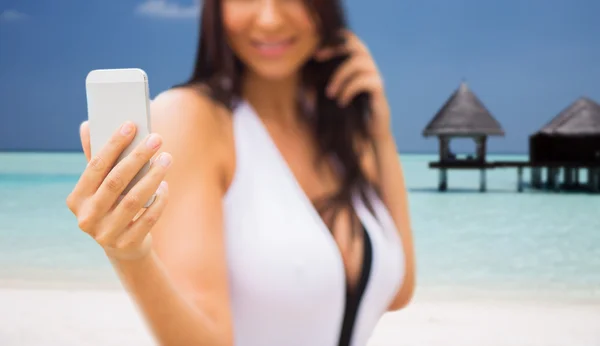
[222,101,405,346]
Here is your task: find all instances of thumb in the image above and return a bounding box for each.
[79,121,91,162]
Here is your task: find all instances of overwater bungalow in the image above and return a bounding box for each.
[529,97,600,191]
[423,82,600,193]
[422,82,505,191]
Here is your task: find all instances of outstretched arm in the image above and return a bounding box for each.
[71,88,235,346]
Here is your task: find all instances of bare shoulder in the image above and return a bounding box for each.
[150,86,231,153]
[151,86,224,123]
[150,86,235,189]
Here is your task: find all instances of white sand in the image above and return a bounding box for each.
[1,288,599,346]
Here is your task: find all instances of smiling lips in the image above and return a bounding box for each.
[251,37,297,58]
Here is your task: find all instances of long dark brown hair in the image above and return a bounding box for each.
[178,0,374,233]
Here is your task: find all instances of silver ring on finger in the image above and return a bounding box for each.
[143,194,157,208]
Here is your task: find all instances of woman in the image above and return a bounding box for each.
[66,0,415,345]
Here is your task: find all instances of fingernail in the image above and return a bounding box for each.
[157,152,172,167]
[121,122,134,135]
[146,134,162,149]
[158,181,168,193]
[326,86,334,98]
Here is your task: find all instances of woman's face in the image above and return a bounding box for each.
[223,0,320,80]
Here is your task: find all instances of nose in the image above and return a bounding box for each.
[256,0,284,30]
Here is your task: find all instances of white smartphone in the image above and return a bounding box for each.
[85,68,155,207]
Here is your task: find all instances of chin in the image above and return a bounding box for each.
[250,63,304,81]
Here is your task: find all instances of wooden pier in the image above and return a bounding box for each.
[423,83,600,193]
[429,160,600,193]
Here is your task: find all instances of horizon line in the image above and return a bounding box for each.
[0,149,531,155]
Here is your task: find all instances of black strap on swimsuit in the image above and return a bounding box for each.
[337,225,373,346]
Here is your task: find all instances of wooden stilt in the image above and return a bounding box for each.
[574,168,580,186]
[546,167,554,189]
[439,169,448,191]
[531,167,542,189]
[480,169,487,192]
[564,168,574,187]
[517,167,523,192]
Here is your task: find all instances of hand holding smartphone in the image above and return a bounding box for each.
[66,68,171,261]
[85,68,155,207]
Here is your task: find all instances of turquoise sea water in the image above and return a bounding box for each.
[0,152,599,302]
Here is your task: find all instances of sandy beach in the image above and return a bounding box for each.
[1,288,599,346]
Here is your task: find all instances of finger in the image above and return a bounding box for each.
[314,31,368,61]
[108,152,171,230]
[67,122,136,211]
[92,134,164,213]
[338,74,381,107]
[80,121,91,162]
[314,45,350,61]
[327,56,375,98]
[314,38,367,61]
[343,31,369,55]
[73,200,104,236]
[115,181,169,251]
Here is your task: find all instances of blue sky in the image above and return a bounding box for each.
[0,0,599,153]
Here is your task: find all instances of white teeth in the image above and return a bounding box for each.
[257,42,285,47]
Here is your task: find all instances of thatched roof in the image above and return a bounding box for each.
[535,97,600,136]
[423,82,505,137]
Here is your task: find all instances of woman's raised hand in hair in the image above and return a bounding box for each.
[315,30,392,141]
